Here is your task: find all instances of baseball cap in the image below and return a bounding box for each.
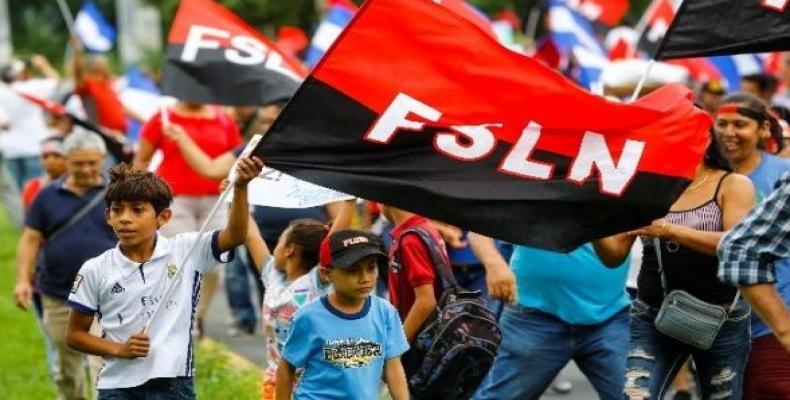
[701,80,726,95]
[319,229,387,270]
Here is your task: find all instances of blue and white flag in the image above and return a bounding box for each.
[74,1,116,53]
[114,66,162,142]
[707,54,765,92]
[547,0,608,91]
[304,4,355,68]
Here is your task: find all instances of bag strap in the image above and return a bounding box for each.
[397,227,460,290]
[653,237,740,313]
[47,186,107,243]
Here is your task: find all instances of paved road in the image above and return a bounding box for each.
[204,280,599,399]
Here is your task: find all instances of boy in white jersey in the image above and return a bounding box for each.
[65,157,263,399]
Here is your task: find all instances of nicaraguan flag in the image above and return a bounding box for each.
[304,3,356,68]
[707,54,765,92]
[547,0,608,90]
[74,1,116,52]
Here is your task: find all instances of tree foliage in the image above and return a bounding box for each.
[8,0,652,67]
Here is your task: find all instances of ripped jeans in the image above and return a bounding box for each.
[625,298,751,400]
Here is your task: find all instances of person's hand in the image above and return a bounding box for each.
[163,124,188,145]
[439,225,467,249]
[628,219,671,239]
[233,156,264,187]
[29,54,50,70]
[486,261,517,304]
[13,281,33,311]
[115,332,150,359]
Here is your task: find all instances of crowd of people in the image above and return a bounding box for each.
[3,31,790,400]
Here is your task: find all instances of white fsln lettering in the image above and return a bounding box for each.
[226,35,267,65]
[567,132,645,196]
[264,52,302,82]
[499,122,554,179]
[435,124,499,160]
[763,0,789,11]
[365,93,441,144]
[181,25,230,62]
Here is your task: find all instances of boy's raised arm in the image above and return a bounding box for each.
[218,157,263,252]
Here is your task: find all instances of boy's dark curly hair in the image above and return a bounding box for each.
[105,163,172,214]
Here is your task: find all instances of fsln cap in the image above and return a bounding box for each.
[319,229,387,270]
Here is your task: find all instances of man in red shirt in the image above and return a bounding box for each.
[383,205,446,344]
[71,41,143,135]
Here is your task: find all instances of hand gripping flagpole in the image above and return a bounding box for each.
[142,135,263,334]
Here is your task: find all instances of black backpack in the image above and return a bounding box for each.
[393,227,502,400]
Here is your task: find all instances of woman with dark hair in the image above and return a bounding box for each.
[715,93,790,399]
[593,133,756,399]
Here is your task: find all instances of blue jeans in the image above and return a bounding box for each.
[625,299,750,400]
[225,247,258,330]
[98,377,195,399]
[473,305,629,400]
[5,155,42,190]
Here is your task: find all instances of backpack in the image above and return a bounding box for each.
[393,227,502,400]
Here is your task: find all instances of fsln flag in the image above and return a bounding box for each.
[253,0,712,251]
[655,0,790,59]
[74,1,116,53]
[161,0,307,106]
[636,0,675,57]
[565,0,629,26]
[304,2,356,68]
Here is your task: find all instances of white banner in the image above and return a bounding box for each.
[233,167,353,208]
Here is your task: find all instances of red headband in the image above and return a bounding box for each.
[716,103,766,121]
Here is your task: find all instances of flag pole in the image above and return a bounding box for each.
[630,59,656,102]
[55,0,76,36]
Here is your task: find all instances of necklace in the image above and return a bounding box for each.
[685,169,711,192]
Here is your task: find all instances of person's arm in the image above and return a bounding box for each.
[741,284,790,352]
[591,233,637,267]
[636,174,756,256]
[275,359,296,400]
[217,157,264,252]
[14,228,43,311]
[384,357,409,400]
[70,37,85,84]
[244,215,270,273]
[468,233,516,304]
[30,55,60,80]
[164,124,236,180]
[402,284,436,342]
[327,199,356,233]
[66,309,149,358]
[132,138,157,171]
[430,221,467,249]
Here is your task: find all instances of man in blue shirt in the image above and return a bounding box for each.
[470,235,630,400]
[14,131,116,400]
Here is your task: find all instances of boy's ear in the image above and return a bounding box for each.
[319,265,332,281]
[104,208,111,224]
[284,244,295,258]
[156,208,172,228]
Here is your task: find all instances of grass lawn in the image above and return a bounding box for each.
[0,213,260,399]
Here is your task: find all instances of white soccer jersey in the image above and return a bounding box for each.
[67,231,232,389]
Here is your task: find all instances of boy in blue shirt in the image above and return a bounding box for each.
[276,230,409,400]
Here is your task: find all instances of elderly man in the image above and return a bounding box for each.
[719,171,790,399]
[14,131,116,400]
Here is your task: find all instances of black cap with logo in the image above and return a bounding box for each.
[319,229,388,269]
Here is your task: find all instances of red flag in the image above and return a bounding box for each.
[578,0,629,26]
[16,90,66,116]
[255,0,711,251]
[162,0,307,106]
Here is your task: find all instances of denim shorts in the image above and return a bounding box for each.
[98,377,195,400]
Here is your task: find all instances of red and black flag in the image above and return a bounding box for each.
[161,0,307,106]
[254,0,712,251]
[655,0,790,60]
[636,0,676,57]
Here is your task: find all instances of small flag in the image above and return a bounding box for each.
[74,1,117,53]
[636,0,676,57]
[304,2,356,67]
[547,0,608,89]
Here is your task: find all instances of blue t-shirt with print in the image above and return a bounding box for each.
[282,295,409,400]
[748,152,790,338]
[511,243,630,325]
